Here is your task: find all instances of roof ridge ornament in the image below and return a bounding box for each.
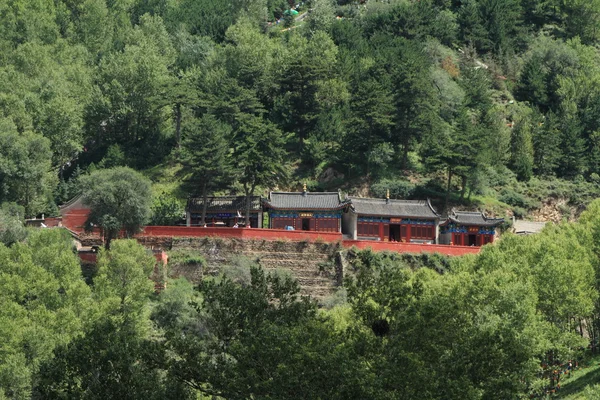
[386,189,390,204]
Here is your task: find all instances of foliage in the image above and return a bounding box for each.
[0,229,91,398]
[80,167,152,249]
[0,202,27,246]
[149,193,183,226]
[371,178,415,199]
[34,239,186,399]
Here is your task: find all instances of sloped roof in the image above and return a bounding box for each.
[349,197,439,219]
[264,191,347,210]
[186,196,261,213]
[59,194,85,212]
[443,210,504,227]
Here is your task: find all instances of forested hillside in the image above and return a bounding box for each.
[3,0,600,218]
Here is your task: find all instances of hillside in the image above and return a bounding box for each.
[1,0,600,221]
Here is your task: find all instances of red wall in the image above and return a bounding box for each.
[140,226,343,243]
[342,240,481,256]
[140,227,480,255]
[62,208,91,233]
[78,251,97,263]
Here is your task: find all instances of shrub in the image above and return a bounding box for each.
[499,188,539,209]
[168,249,206,267]
[150,193,183,226]
[512,206,526,219]
[372,178,416,199]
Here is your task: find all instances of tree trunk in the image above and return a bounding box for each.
[201,182,208,226]
[401,117,410,170]
[104,231,113,250]
[175,103,182,150]
[245,185,255,228]
[460,175,467,200]
[444,166,453,215]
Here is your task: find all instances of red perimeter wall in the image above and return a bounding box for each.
[141,226,343,242]
[342,240,481,256]
[139,227,481,256]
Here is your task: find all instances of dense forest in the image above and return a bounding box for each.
[3,0,600,219]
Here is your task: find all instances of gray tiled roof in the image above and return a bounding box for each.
[446,210,504,227]
[349,197,439,219]
[186,196,261,213]
[265,192,346,210]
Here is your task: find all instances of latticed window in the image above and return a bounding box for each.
[317,219,338,232]
[358,222,379,236]
[272,218,293,229]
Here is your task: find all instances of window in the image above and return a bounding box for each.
[272,218,293,229]
[358,222,379,237]
[317,218,338,232]
[410,225,434,239]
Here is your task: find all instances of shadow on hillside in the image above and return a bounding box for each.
[557,363,600,398]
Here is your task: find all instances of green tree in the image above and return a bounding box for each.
[562,0,600,44]
[34,240,185,399]
[0,229,91,398]
[87,14,175,167]
[165,266,367,399]
[149,193,183,226]
[306,0,335,34]
[181,114,233,225]
[0,119,54,216]
[344,74,394,178]
[0,202,27,246]
[532,111,562,176]
[509,109,535,181]
[79,167,152,249]
[233,115,287,227]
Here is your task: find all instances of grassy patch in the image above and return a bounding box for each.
[142,162,190,201]
[556,354,600,399]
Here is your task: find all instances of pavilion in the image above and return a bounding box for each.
[343,195,440,243]
[263,188,349,232]
[439,210,504,246]
[185,196,263,228]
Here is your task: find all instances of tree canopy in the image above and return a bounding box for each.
[80,167,152,248]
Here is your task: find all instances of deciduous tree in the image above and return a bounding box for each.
[79,167,152,249]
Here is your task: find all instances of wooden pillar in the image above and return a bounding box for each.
[379,223,384,241]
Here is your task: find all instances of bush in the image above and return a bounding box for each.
[0,211,27,246]
[412,179,446,199]
[150,193,183,226]
[168,249,206,267]
[512,206,526,218]
[372,178,415,199]
[499,188,539,209]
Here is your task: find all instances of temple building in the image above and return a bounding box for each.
[343,195,440,243]
[185,196,263,228]
[439,210,504,246]
[263,188,348,232]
